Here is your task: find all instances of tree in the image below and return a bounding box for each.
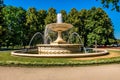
[78,9,89,46]
[44,8,56,24]
[16,7,27,47]
[66,8,81,43]
[0,5,4,38]
[0,1,5,45]
[26,7,39,44]
[2,6,17,48]
[2,6,27,48]
[26,7,39,32]
[0,6,4,37]
[86,7,115,46]
[60,10,67,23]
[0,5,115,48]
[87,33,100,46]
[67,8,80,27]
[37,9,47,33]
[0,0,5,7]
[98,0,120,12]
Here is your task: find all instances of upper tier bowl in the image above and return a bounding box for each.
[47,23,73,32]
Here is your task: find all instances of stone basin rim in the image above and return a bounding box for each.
[11,49,109,58]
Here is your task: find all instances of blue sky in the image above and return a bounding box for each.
[4,0,120,39]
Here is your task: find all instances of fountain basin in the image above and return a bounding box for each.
[37,44,82,54]
[47,23,73,32]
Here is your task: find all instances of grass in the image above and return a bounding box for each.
[0,50,120,67]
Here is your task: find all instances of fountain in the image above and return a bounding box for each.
[11,13,109,58]
[37,13,82,54]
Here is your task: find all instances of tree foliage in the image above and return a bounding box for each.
[98,0,120,12]
[0,6,115,48]
[44,8,56,24]
[2,6,26,47]
[86,7,115,46]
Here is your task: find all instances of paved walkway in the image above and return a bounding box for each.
[0,64,120,80]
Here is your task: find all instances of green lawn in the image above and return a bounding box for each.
[0,50,120,67]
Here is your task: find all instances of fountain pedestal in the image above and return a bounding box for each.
[52,31,66,44]
[46,23,73,44]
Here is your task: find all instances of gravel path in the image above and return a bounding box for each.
[0,64,120,80]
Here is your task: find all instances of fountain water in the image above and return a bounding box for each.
[11,13,109,58]
[68,32,87,53]
[28,32,44,48]
[57,13,62,23]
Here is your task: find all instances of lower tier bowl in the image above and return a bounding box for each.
[37,44,83,54]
